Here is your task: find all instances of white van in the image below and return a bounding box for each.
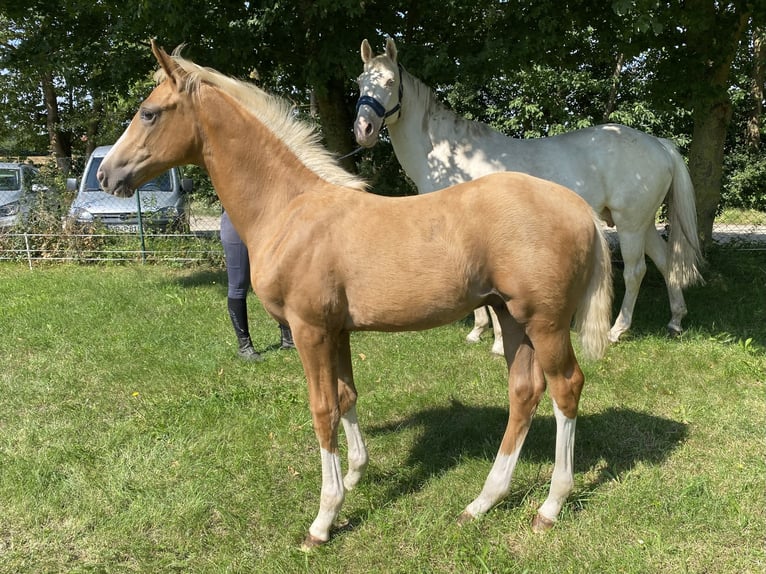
[66,145,192,232]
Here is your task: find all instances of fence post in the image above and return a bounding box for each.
[24,232,32,270]
[136,188,147,264]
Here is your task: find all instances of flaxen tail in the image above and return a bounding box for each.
[574,213,613,360]
[660,138,704,288]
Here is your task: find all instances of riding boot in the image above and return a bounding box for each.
[228,297,263,362]
[279,324,296,350]
[237,336,263,362]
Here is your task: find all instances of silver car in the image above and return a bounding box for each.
[0,162,50,228]
[66,145,192,232]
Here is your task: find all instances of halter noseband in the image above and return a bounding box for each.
[356,64,404,124]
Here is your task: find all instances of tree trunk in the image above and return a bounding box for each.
[603,52,624,123]
[746,27,764,149]
[85,98,103,157]
[41,71,72,175]
[684,4,751,249]
[313,76,358,173]
[688,101,732,246]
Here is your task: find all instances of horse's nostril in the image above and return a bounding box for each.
[365,123,373,136]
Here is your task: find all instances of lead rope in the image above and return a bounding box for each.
[338,146,365,161]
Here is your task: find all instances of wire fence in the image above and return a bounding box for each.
[0,212,225,268]
[0,197,766,268]
[1,217,764,269]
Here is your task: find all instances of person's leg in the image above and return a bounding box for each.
[279,324,295,349]
[221,212,262,361]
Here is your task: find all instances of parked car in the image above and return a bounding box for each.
[66,145,192,232]
[0,162,57,229]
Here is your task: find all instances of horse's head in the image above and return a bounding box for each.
[354,38,403,148]
[98,40,200,197]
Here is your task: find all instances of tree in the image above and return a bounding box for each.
[0,1,158,172]
[680,0,754,247]
[746,26,765,149]
[0,0,762,230]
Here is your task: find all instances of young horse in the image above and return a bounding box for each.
[99,41,613,549]
[355,38,703,352]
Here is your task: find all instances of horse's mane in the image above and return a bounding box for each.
[400,67,499,140]
[156,49,368,191]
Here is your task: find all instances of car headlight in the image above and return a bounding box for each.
[70,208,94,222]
[156,206,179,218]
[0,201,21,217]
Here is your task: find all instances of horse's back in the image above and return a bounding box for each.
[453,123,674,214]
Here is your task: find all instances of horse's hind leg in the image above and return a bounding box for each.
[337,331,368,490]
[459,312,545,522]
[609,228,648,342]
[644,226,687,336]
[466,307,490,343]
[529,330,584,531]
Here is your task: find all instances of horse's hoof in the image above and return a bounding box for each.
[531,513,555,533]
[466,335,481,344]
[667,326,683,339]
[300,533,327,552]
[456,511,475,526]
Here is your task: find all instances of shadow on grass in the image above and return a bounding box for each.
[611,246,765,347]
[359,400,686,516]
[172,268,228,290]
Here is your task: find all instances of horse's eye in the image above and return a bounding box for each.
[140,108,158,123]
[385,78,395,88]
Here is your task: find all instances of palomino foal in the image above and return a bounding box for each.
[98,41,613,549]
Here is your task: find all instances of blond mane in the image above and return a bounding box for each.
[156,49,367,191]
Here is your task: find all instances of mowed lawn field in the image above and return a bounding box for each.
[0,245,763,573]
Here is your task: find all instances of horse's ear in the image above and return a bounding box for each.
[361,39,373,63]
[150,39,184,90]
[384,37,398,63]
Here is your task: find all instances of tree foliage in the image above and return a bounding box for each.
[0,1,762,239]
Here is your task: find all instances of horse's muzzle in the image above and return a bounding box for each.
[354,116,379,148]
[97,166,133,198]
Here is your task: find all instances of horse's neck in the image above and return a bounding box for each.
[197,88,320,246]
[388,71,516,193]
[387,72,444,192]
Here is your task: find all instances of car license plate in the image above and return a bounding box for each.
[111,224,139,233]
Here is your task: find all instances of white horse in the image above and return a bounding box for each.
[354,38,703,351]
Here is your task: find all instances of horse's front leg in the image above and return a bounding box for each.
[488,306,504,356]
[293,324,345,550]
[337,331,368,490]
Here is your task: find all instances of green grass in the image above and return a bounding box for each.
[0,246,763,573]
[716,208,766,226]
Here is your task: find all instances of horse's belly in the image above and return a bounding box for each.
[344,273,485,331]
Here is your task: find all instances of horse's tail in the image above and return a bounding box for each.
[660,138,704,288]
[574,213,613,361]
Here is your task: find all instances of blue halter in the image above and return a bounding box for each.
[355,65,404,123]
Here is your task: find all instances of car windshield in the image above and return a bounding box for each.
[0,168,21,191]
[84,157,173,192]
